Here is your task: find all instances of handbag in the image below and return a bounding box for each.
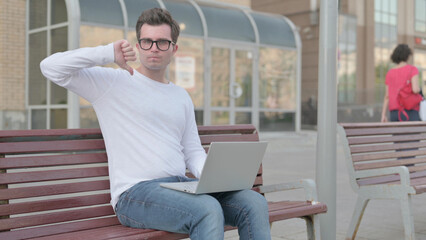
[396,69,422,121]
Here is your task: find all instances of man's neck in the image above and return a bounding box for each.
[136,66,169,84]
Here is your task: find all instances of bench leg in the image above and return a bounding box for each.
[401,195,415,240]
[346,196,369,240]
[303,215,321,240]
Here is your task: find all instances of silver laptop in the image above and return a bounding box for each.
[160,141,268,194]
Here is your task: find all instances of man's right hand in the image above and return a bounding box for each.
[113,40,136,75]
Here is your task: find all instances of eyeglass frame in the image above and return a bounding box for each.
[138,38,176,51]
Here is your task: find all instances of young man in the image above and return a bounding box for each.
[40,8,271,240]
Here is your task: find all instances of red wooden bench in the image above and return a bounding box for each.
[0,124,326,240]
[338,122,426,240]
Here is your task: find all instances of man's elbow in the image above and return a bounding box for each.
[39,58,50,78]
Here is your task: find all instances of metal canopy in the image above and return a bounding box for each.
[77,0,298,48]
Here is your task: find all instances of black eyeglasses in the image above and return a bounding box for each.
[138,39,175,51]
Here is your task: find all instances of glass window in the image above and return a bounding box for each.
[50,26,68,104]
[251,12,295,47]
[338,15,357,105]
[416,0,426,32]
[235,50,252,107]
[28,0,70,129]
[199,4,255,42]
[163,0,204,36]
[259,112,295,131]
[31,109,47,129]
[259,47,297,111]
[29,31,47,105]
[51,0,67,24]
[80,25,124,53]
[374,0,397,104]
[124,0,161,29]
[51,26,68,55]
[211,111,229,125]
[80,107,99,128]
[80,0,124,26]
[235,112,251,124]
[50,109,67,129]
[414,50,426,93]
[29,0,47,29]
[211,48,230,107]
[169,37,204,108]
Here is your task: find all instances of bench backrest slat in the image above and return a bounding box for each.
[348,133,426,145]
[0,193,110,216]
[0,153,108,169]
[0,124,261,235]
[0,180,110,200]
[200,134,259,144]
[338,122,426,191]
[0,139,106,154]
[0,166,109,184]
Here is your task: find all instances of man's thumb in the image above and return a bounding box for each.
[123,63,133,75]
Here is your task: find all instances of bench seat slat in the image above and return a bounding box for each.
[358,175,426,195]
[0,205,114,231]
[357,170,426,186]
[6,201,326,240]
[0,180,110,200]
[0,216,120,240]
[0,139,105,154]
[413,184,426,194]
[0,193,110,216]
[268,202,328,222]
[0,153,107,169]
[408,164,426,172]
[0,167,109,184]
[32,226,187,240]
[354,157,426,171]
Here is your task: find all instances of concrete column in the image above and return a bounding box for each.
[316,0,338,239]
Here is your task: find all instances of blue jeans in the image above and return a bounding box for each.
[115,176,271,240]
[390,109,420,121]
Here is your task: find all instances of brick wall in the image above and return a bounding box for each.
[0,0,27,129]
[0,0,26,111]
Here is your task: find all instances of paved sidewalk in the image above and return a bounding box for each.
[223,130,426,240]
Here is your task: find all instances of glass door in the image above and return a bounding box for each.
[209,46,255,125]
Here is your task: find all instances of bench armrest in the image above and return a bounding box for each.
[259,179,319,203]
[354,166,411,186]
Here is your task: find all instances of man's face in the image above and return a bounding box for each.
[137,23,177,71]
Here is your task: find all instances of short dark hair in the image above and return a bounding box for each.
[390,44,412,64]
[136,8,180,43]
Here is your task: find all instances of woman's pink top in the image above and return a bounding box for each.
[385,64,419,111]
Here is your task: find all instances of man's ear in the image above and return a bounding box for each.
[173,44,178,53]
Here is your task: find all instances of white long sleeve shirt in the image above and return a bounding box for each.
[40,43,207,209]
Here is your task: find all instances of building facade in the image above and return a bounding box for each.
[253,0,426,129]
[0,0,302,132]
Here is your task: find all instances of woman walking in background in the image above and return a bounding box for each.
[381,44,421,122]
